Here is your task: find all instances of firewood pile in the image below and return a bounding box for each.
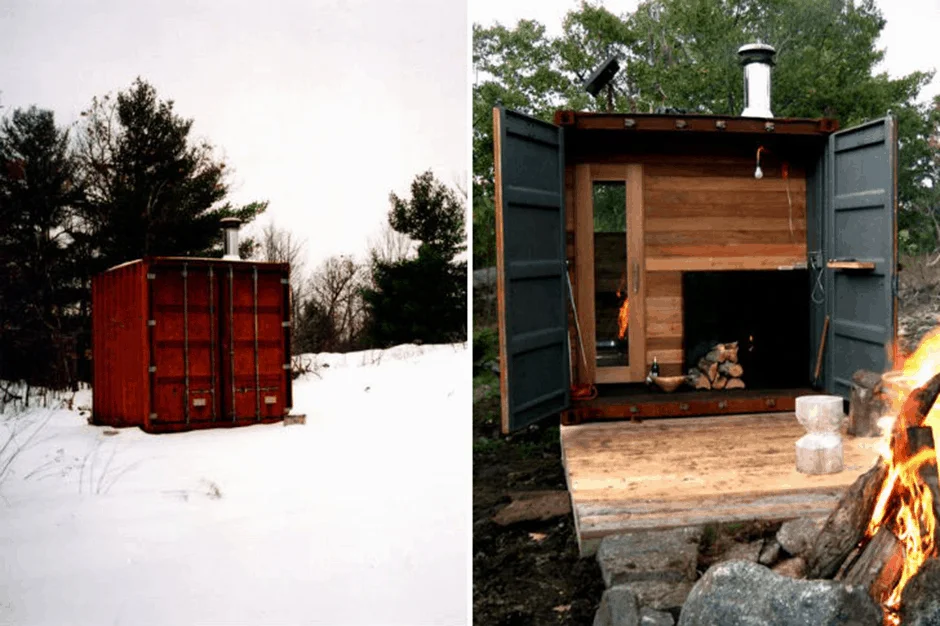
[686,342,745,390]
[802,371,940,623]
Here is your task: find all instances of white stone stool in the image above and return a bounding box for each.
[794,395,845,475]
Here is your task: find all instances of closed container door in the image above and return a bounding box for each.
[151,264,221,424]
[219,265,289,421]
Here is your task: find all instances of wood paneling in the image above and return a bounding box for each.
[563,150,811,384]
[644,163,807,273]
[627,164,645,379]
[645,272,683,371]
[574,165,596,384]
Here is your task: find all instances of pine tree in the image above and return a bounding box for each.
[362,171,467,347]
[75,78,267,275]
[0,107,83,387]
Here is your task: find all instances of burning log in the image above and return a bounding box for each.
[805,462,889,579]
[840,526,905,601]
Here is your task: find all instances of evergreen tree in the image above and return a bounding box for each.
[363,171,467,347]
[0,107,83,387]
[75,78,267,274]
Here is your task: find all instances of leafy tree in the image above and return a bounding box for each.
[473,0,940,264]
[363,171,467,347]
[0,107,83,387]
[74,78,267,275]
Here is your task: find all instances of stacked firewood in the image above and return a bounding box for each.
[687,342,745,390]
[802,372,940,620]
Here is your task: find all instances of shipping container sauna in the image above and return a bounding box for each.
[92,224,292,433]
[493,45,898,434]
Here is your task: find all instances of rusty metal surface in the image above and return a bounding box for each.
[91,257,292,433]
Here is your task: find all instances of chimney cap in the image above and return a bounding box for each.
[738,43,776,66]
[220,217,241,227]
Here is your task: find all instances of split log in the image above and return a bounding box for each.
[718,362,744,378]
[726,378,746,390]
[840,526,905,602]
[848,369,886,438]
[712,375,728,390]
[889,371,940,462]
[705,342,739,364]
[805,462,889,579]
[907,426,940,538]
[698,359,719,383]
[688,370,711,390]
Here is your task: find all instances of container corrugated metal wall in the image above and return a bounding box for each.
[92,257,292,433]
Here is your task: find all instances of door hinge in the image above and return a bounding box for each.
[149,412,158,420]
[892,273,899,298]
[148,319,156,326]
[148,365,157,373]
[146,273,156,280]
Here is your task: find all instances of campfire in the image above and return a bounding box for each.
[805,328,940,625]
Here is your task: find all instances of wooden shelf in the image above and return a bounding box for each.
[827,260,876,270]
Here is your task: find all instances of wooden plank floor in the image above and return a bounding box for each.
[561,412,882,556]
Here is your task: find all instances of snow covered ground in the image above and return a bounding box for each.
[0,344,470,626]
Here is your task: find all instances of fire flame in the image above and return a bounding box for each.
[616,291,629,340]
[866,326,940,624]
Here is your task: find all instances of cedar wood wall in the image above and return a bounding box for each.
[565,151,809,382]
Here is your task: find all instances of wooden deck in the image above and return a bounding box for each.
[561,412,882,556]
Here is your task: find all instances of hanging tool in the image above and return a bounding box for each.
[566,263,597,401]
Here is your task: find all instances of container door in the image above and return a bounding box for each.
[219,265,290,421]
[824,116,898,398]
[150,263,220,424]
[493,106,570,434]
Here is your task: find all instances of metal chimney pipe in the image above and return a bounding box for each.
[220,217,241,260]
[738,43,776,118]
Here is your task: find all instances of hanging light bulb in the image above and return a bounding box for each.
[754,164,763,179]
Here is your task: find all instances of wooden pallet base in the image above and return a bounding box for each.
[561,411,881,556]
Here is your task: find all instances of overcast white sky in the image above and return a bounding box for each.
[471,0,940,105]
[0,0,468,269]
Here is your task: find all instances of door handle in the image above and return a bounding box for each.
[633,261,640,294]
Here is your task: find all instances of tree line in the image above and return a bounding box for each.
[472,0,940,268]
[0,78,466,390]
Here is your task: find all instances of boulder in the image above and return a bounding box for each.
[718,540,762,564]
[900,557,940,626]
[777,517,824,558]
[597,527,703,588]
[593,586,639,626]
[771,556,806,579]
[677,560,882,626]
[758,539,781,566]
[639,607,675,625]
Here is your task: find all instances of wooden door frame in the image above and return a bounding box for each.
[574,163,646,385]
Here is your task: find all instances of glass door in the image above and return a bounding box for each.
[575,163,645,385]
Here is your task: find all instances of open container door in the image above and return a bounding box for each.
[493,107,570,433]
[824,116,898,398]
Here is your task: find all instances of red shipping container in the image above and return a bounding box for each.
[92,257,292,433]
